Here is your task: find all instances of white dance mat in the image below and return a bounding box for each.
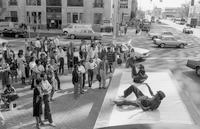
[94,70,194,129]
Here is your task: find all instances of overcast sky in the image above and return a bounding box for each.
[138,0,190,10]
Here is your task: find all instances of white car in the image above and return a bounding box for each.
[148,31,173,40]
[183,26,193,34]
[154,36,187,48]
[117,42,150,60]
[62,24,92,35]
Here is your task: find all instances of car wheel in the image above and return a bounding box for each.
[179,43,184,48]
[70,34,75,39]
[196,67,200,76]
[160,43,165,48]
[15,34,19,38]
[64,31,68,35]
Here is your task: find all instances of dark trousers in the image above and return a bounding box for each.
[54,71,61,90]
[43,94,53,123]
[59,57,64,74]
[88,69,93,87]
[25,66,30,78]
[31,78,35,89]
[114,85,144,107]
[108,63,113,73]
[124,85,144,98]
[82,73,86,88]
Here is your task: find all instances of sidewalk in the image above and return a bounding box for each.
[1,73,110,129]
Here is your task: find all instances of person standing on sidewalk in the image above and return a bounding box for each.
[33,79,44,129]
[51,58,61,90]
[78,61,86,93]
[72,65,80,99]
[98,56,108,89]
[87,58,97,88]
[106,47,115,73]
[40,74,56,127]
[57,46,65,75]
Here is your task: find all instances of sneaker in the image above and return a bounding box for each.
[49,122,56,127]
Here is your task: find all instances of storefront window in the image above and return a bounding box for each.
[67,0,83,6]
[46,0,61,6]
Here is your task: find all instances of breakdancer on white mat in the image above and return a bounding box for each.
[112,83,166,111]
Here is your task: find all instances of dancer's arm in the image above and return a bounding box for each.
[144,83,154,96]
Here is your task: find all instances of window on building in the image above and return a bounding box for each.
[26,0,41,6]
[32,12,37,23]
[120,0,128,2]
[67,13,71,23]
[67,0,83,6]
[0,0,2,7]
[10,11,18,22]
[47,7,61,13]
[94,13,102,24]
[38,12,41,24]
[9,0,17,6]
[120,4,128,8]
[94,0,104,8]
[46,0,61,6]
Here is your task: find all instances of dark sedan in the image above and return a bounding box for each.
[186,60,200,76]
[1,28,27,38]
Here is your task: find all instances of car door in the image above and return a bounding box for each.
[166,37,177,47]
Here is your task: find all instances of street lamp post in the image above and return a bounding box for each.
[113,0,119,40]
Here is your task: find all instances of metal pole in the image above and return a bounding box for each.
[113,0,119,40]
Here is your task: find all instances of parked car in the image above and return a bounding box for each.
[186,60,200,76]
[62,24,92,35]
[67,29,102,40]
[183,27,193,34]
[148,31,173,40]
[1,28,27,38]
[153,36,187,48]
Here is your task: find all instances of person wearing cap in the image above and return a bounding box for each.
[112,83,166,111]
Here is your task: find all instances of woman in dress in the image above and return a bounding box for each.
[33,79,44,129]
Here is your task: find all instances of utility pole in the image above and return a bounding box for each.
[113,0,119,40]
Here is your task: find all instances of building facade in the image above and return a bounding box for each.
[0,0,135,29]
[162,7,180,19]
[188,0,200,25]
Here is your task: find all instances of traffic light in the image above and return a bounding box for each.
[191,0,194,6]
